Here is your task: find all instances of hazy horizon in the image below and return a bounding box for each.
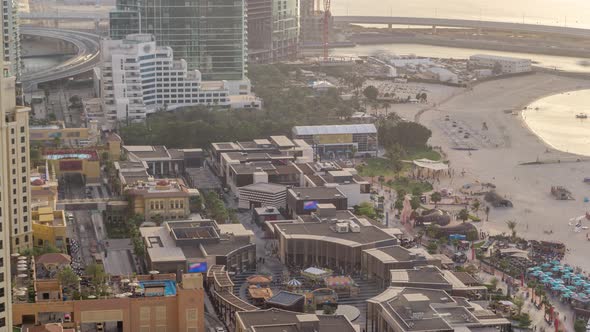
[332,0,590,28]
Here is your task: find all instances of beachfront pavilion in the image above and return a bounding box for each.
[411,158,450,179]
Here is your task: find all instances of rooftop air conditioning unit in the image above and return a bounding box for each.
[335,223,349,233]
[349,222,360,233]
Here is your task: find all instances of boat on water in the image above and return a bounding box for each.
[576,113,588,119]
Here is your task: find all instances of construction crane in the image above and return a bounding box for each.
[323,0,331,61]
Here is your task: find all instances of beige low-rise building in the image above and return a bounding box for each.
[13,273,205,332]
[125,178,199,222]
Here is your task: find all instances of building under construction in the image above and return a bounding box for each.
[246,0,299,63]
[300,0,333,47]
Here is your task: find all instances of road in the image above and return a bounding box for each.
[20,27,101,92]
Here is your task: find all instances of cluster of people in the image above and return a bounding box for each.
[69,239,84,276]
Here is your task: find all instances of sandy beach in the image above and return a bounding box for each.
[419,73,590,271]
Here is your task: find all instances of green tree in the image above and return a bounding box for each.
[518,313,532,329]
[426,242,438,254]
[132,236,146,258]
[489,277,499,290]
[85,264,108,294]
[57,267,79,299]
[458,209,469,223]
[189,195,203,213]
[574,319,587,332]
[505,220,518,239]
[513,295,525,315]
[471,199,481,216]
[385,143,406,173]
[410,196,421,210]
[363,85,379,101]
[378,119,432,150]
[430,192,442,207]
[355,202,377,219]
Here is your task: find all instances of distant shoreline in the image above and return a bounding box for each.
[331,34,590,59]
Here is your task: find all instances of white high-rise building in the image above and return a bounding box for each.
[96,34,261,126]
[2,0,20,79]
[0,10,30,330]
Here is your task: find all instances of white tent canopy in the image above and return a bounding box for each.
[413,158,449,171]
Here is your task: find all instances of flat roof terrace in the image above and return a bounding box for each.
[276,221,396,247]
[171,225,218,241]
[43,149,99,161]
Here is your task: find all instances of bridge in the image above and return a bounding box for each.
[20,27,101,92]
[20,12,109,21]
[333,16,590,37]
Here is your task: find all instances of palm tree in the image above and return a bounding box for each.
[430,192,442,207]
[458,209,469,223]
[471,199,481,216]
[506,220,518,239]
[381,100,391,117]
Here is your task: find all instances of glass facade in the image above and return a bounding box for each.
[246,0,298,63]
[110,0,246,81]
[271,0,298,60]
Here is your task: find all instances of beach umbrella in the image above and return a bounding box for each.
[555,279,564,284]
[287,279,302,288]
[545,272,553,276]
[563,293,572,298]
[542,263,551,268]
[567,285,576,290]
[552,285,562,291]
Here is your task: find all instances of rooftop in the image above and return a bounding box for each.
[240,182,287,195]
[390,266,452,287]
[288,187,346,200]
[266,291,305,307]
[237,308,355,332]
[125,179,190,197]
[43,149,99,161]
[364,245,435,264]
[124,145,175,161]
[276,214,396,247]
[293,124,377,136]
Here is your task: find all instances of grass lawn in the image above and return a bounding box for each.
[385,178,433,195]
[405,147,442,161]
[357,158,398,178]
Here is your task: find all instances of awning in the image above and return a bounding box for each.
[413,158,449,171]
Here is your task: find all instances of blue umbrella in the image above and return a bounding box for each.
[563,293,572,298]
[551,260,560,265]
[545,272,553,276]
[567,285,577,290]
[555,279,564,284]
[552,267,561,272]
[542,263,551,268]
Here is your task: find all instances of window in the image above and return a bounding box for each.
[0,317,5,327]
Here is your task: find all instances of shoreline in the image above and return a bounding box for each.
[343,34,590,59]
[418,72,590,271]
